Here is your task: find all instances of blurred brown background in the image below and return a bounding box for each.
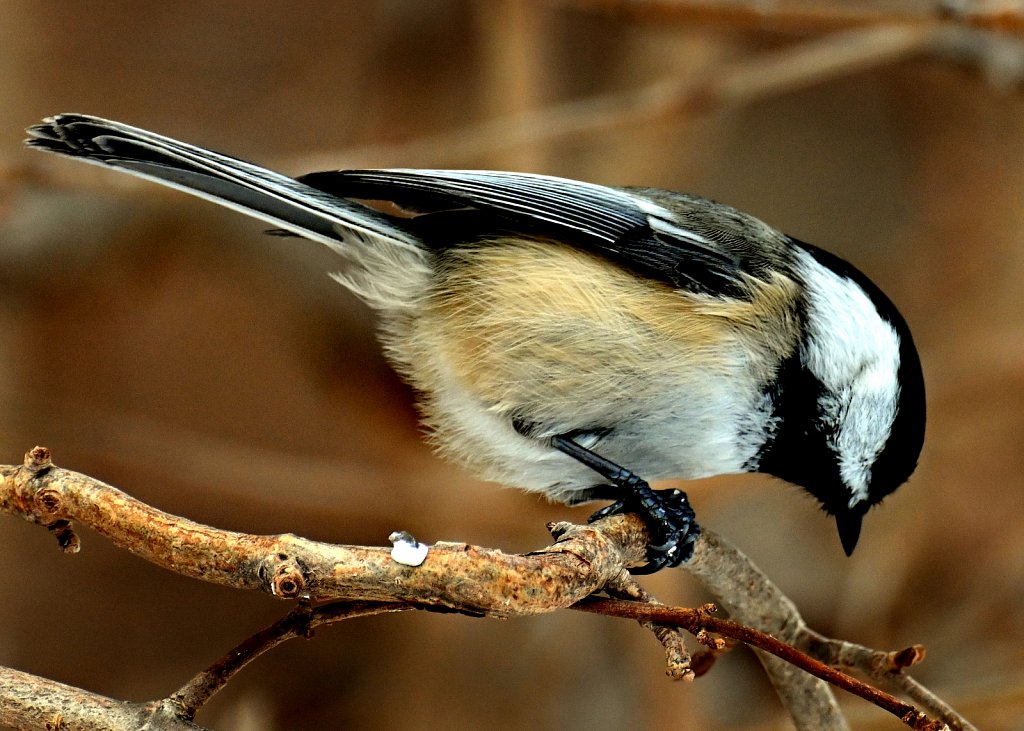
[1,1,1023,729]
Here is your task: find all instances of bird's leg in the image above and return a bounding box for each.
[564,484,621,506]
[551,435,700,573]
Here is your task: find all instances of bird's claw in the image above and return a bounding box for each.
[588,488,700,574]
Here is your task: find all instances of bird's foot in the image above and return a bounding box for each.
[589,487,700,574]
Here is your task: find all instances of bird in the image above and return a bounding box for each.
[25,114,926,572]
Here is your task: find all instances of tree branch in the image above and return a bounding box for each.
[0,447,970,729]
[0,447,647,614]
[0,666,209,731]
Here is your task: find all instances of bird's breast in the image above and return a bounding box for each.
[383,237,799,499]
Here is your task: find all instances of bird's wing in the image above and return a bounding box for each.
[299,169,746,294]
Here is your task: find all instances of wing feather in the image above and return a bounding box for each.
[300,169,744,293]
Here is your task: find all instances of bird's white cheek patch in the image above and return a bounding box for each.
[797,250,902,506]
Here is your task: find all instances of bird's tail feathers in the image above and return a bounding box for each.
[26,114,430,310]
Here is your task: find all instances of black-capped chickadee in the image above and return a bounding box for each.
[25,114,926,572]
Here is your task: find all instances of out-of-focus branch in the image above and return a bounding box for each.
[0,447,968,729]
[683,528,850,728]
[544,0,1024,35]
[279,24,941,170]
[4,3,1020,191]
[7,24,940,188]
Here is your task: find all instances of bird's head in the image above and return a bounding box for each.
[757,242,926,555]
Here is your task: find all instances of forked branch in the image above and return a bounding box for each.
[0,448,971,730]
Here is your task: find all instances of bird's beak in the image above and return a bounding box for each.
[835,509,864,557]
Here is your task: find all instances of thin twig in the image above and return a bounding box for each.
[171,601,410,719]
[573,597,949,731]
[806,635,978,731]
[601,567,696,680]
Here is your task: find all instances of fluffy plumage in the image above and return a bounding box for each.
[25,114,926,569]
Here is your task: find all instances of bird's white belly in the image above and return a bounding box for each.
[380,238,783,503]
[402,343,771,504]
